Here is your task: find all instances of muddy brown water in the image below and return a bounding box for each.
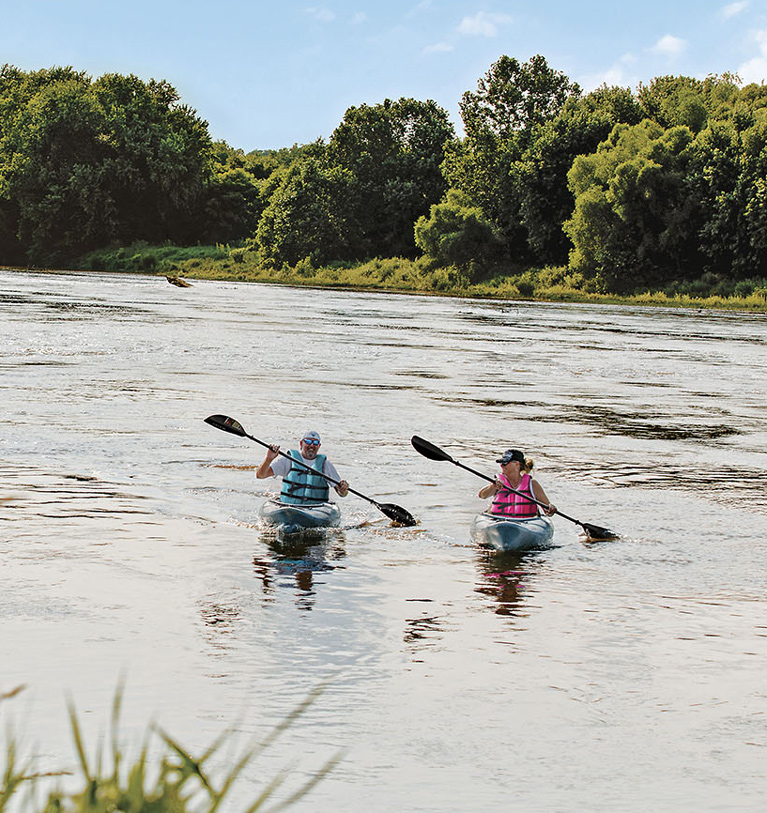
[2,269,766,810]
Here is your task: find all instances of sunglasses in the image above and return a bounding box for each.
[302,438,320,446]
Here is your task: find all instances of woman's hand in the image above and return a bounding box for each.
[478,478,501,499]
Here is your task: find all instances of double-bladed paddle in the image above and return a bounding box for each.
[410,435,616,540]
[205,414,417,526]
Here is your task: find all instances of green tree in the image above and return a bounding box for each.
[198,141,265,243]
[638,75,709,132]
[90,72,211,245]
[515,84,643,264]
[0,65,211,264]
[414,188,502,276]
[256,155,356,267]
[444,55,581,258]
[565,120,700,291]
[690,116,767,277]
[459,54,581,141]
[327,97,454,258]
[3,75,111,261]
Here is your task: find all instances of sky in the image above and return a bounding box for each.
[2,0,767,152]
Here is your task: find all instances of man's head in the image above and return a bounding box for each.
[300,430,321,459]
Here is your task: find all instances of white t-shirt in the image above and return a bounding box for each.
[270,453,341,484]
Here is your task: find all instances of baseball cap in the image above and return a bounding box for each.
[496,449,525,465]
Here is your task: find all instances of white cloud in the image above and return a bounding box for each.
[650,34,687,58]
[306,7,335,22]
[351,12,366,24]
[738,29,767,83]
[457,11,512,38]
[406,0,433,18]
[722,1,749,19]
[579,53,637,92]
[424,42,455,54]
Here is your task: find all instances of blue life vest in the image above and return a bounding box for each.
[280,450,330,504]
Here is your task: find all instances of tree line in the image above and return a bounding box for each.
[2,57,767,293]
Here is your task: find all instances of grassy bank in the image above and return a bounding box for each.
[75,243,767,313]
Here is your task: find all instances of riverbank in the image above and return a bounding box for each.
[11,242,767,313]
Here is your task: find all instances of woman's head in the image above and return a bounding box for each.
[496,448,533,473]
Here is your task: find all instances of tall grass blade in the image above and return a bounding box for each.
[66,698,92,783]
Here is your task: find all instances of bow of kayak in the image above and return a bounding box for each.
[470,513,554,552]
[259,500,342,535]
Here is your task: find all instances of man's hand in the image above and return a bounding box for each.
[336,479,349,497]
[266,444,280,462]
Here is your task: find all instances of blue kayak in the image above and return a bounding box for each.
[470,513,554,552]
[259,500,342,535]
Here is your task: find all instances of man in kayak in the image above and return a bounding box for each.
[256,430,349,504]
[478,449,556,517]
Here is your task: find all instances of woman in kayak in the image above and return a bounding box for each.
[478,449,556,517]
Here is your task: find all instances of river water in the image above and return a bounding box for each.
[2,269,766,811]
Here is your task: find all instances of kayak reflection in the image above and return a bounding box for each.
[252,529,347,611]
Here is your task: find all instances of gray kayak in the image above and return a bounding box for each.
[470,513,554,552]
[259,500,342,535]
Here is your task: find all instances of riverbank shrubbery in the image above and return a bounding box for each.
[73,242,767,312]
[79,243,229,275]
[5,60,767,295]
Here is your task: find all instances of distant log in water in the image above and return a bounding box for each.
[166,275,192,288]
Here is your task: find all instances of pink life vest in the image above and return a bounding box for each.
[490,473,539,518]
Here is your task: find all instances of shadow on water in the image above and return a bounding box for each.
[252,528,347,611]
[584,462,767,511]
[0,463,152,521]
[435,398,741,442]
[552,404,742,441]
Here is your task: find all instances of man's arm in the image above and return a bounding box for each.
[256,445,280,479]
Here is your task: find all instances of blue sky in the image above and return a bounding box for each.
[2,1,766,151]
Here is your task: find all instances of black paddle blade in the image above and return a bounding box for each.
[205,414,247,437]
[411,435,454,463]
[378,502,417,527]
[580,522,618,541]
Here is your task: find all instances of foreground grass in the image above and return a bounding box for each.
[73,243,767,313]
[1,684,339,812]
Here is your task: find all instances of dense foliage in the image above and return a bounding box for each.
[0,66,213,264]
[2,57,767,293]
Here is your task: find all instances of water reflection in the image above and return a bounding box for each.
[252,529,347,611]
[474,549,546,617]
[199,598,244,656]
[403,598,444,661]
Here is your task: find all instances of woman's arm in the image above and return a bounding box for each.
[532,479,556,515]
[478,479,501,499]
